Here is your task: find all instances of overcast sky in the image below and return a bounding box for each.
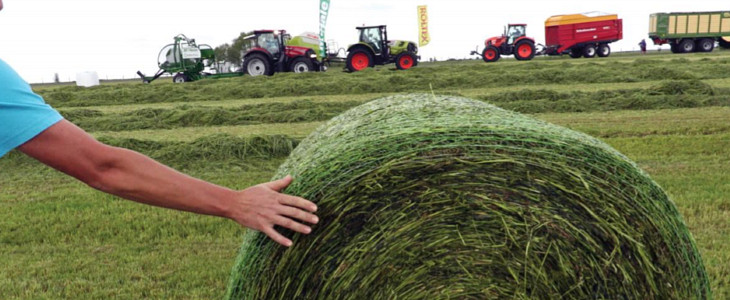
[0,0,727,83]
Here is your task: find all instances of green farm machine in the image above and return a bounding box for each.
[345,25,419,72]
[137,34,243,83]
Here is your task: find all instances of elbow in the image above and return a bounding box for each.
[80,145,126,195]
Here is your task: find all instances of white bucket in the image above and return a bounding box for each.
[76,71,100,87]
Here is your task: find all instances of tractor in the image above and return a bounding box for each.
[471,24,536,62]
[241,30,327,77]
[137,34,243,83]
[345,25,419,72]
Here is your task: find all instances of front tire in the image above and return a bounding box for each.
[569,48,583,58]
[597,44,611,57]
[395,52,416,70]
[482,46,500,62]
[244,53,272,76]
[583,45,596,58]
[346,49,373,72]
[173,73,188,83]
[514,40,535,61]
[290,57,314,73]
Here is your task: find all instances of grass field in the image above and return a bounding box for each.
[2,50,730,298]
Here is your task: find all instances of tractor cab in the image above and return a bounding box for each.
[357,26,388,56]
[243,30,287,60]
[506,24,527,44]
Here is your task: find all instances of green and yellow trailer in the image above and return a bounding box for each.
[649,11,730,53]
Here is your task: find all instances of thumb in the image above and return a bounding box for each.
[265,175,293,192]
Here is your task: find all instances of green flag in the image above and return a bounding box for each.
[319,0,331,58]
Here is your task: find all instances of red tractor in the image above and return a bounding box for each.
[241,30,326,76]
[471,24,536,62]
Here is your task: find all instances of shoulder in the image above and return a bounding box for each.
[0,58,64,157]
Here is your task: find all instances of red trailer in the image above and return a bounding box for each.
[543,12,623,58]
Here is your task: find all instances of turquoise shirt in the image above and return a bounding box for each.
[0,59,63,157]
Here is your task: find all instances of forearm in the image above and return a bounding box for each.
[90,146,236,219]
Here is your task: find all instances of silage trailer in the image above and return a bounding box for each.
[649,11,730,53]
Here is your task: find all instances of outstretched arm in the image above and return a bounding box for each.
[18,120,318,247]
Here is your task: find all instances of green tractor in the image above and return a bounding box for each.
[137,34,243,83]
[345,25,419,72]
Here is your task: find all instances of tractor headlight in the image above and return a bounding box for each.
[310,53,317,59]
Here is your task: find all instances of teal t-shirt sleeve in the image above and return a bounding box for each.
[0,58,64,157]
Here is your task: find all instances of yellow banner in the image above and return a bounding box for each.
[418,5,430,47]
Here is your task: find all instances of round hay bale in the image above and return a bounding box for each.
[225,94,710,299]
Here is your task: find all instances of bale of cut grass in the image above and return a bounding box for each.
[226,94,710,299]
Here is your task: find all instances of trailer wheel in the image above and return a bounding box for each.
[173,73,189,83]
[670,43,680,53]
[597,44,611,57]
[346,49,373,72]
[514,40,535,61]
[678,39,695,53]
[696,39,714,52]
[482,46,500,62]
[395,52,417,70]
[569,48,582,58]
[582,45,596,58]
[244,53,272,76]
[290,57,314,73]
[720,38,730,49]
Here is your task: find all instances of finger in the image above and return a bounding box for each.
[264,175,293,192]
[278,195,318,212]
[278,205,319,224]
[263,226,293,247]
[273,216,313,235]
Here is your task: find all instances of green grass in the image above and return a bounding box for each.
[2,50,730,298]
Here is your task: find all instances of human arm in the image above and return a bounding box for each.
[17,120,318,247]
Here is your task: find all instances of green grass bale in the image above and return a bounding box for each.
[226,94,710,299]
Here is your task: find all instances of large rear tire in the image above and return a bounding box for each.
[597,44,611,57]
[696,38,714,52]
[395,52,416,70]
[290,57,314,73]
[514,40,535,61]
[678,39,695,53]
[244,53,273,76]
[583,45,596,58]
[482,46,500,63]
[346,49,373,72]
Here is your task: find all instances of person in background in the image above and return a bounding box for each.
[0,0,317,247]
[639,39,647,55]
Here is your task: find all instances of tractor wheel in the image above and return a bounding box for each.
[720,38,730,49]
[395,52,417,70]
[482,46,500,63]
[173,73,189,83]
[244,53,272,76]
[696,38,714,52]
[583,45,596,58]
[290,57,314,73]
[346,49,373,72]
[597,44,611,57]
[569,48,583,58]
[514,40,535,61]
[678,39,695,53]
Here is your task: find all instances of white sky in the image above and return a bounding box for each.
[0,0,727,83]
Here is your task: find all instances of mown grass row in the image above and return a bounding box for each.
[37,56,730,108]
[61,100,362,132]
[58,80,729,133]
